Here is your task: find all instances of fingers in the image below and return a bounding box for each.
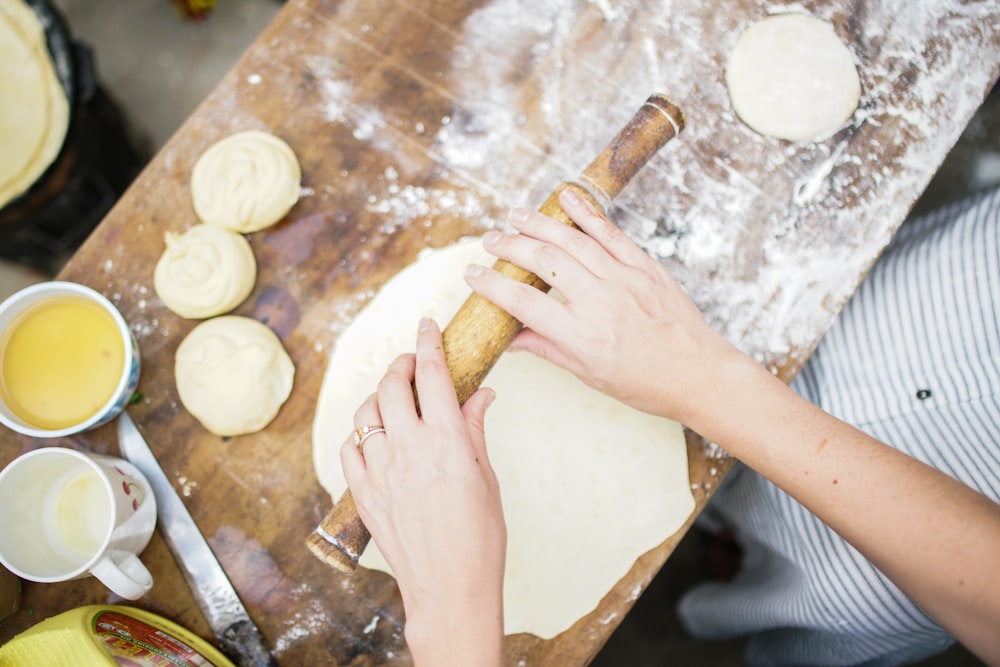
[345,319,499,479]
[412,319,462,423]
[508,328,581,375]
[376,353,418,436]
[412,319,494,468]
[461,386,494,429]
[494,208,612,283]
[340,428,366,486]
[461,386,496,460]
[464,260,575,343]
[556,188,651,267]
[486,189,649,278]
[341,391,381,480]
[466,189,656,332]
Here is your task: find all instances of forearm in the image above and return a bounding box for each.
[404,598,505,667]
[686,353,1000,661]
[465,193,1000,659]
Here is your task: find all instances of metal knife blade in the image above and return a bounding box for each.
[117,411,277,667]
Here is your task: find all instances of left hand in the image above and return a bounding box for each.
[340,318,506,666]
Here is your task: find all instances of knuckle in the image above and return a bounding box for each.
[565,232,589,257]
[378,368,404,392]
[511,284,538,318]
[416,355,446,377]
[533,243,560,270]
[600,222,626,246]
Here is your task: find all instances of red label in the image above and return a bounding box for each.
[92,610,215,666]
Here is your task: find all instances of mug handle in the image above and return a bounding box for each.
[90,551,153,600]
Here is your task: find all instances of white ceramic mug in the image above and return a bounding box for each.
[0,281,141,438]
[0,447,157,600]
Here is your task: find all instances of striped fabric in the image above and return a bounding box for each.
[677,186,1000,666]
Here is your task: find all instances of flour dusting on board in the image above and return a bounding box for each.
[281,0,997,470]
[435,0,993,383]
[273,589,333,653]
[366,165,487,234]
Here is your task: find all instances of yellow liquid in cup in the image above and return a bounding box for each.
[0,297,125,430]
[54,470,111,558]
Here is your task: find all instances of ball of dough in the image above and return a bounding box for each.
[190,130,301,233]
[726,13,861,142]
[175,316,295,436]
[154,224,257,319]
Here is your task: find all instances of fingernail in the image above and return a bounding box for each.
[509,208,531,224]
[483,231,502,246]
[464,263,484,279]
[561,188,582,206]
[419,318,431,332]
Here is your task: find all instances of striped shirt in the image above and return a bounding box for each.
[677,186,1000,666]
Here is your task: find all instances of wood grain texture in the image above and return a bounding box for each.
[1,0,997,664]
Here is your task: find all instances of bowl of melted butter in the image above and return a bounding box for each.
[0,281,140,438]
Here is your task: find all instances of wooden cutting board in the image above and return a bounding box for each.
[1,0,997,664]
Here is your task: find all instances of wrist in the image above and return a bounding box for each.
[677,347,790,454]
[404,604,505,667]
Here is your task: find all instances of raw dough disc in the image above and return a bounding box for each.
[190,130,301,233]
[175,315,294,436]
[154,224,257,319]
[312,240,694,639]
[0,0,69,207]
[726,13,861,142]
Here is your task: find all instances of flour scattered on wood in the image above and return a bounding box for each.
[366,165,489,234]
[271,583,338,653]
[443,0,990,387]
[273,0,995,476]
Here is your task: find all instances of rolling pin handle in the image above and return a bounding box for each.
[578,93,685,207]
[305,488,369,573]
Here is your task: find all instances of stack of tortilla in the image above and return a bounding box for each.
[0,0,69,209]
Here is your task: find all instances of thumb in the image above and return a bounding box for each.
[509,330,583,378]
[462,386,496,467]
[462,386,496,434]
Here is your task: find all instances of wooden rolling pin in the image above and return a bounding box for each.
[306,93,685,573]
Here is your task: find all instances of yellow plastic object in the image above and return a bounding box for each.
[0,605,235,666]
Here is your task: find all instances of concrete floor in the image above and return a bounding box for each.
[2,1,997,664]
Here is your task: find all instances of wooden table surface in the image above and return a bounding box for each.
[2,0,998,664]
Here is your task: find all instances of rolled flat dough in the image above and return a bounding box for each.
[726,13,861,142]
[312,240,694,639]
[190,130,301,233]
[154,224,257,319]
[0,0,69,207]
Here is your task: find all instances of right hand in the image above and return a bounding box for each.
[464,187,744,425]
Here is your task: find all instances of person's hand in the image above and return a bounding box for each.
[464,187,744,425]
[465,193,1000,666]
[340,318,506,666]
